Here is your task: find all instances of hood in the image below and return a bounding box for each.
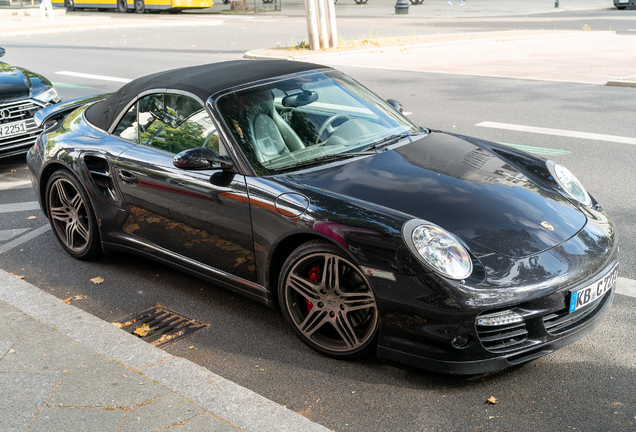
[289,133,587,258]
[0,62,51,102]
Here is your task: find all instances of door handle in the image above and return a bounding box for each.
[119,170,139,186]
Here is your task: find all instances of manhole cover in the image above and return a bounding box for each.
[113,304,208,348]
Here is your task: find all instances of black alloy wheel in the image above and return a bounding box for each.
[64,0,75,11]
[279,240,379,359]
[46,170,102,260]
[135,0,146,13]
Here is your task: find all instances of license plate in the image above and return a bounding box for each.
[569,263,618,313]
[0,121,27,138]
[619,0,628,3]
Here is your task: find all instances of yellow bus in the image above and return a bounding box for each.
[55,0,213,14]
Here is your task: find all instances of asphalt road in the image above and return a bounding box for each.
[1,9,635,432]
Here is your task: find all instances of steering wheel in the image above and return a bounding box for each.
[315,114,350,145]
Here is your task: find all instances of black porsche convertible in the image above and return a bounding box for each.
[26,60,618,374]
[0,47,60,159]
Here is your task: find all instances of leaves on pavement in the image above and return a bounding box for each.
[134,323,151,337]
[64,297,72,304]
[487,396,498,404]
[27,216,37,220]
[90,277,104,284]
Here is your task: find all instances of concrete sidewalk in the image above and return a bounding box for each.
[0,270,330,432]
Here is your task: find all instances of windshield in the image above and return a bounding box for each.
[216,71,419,175]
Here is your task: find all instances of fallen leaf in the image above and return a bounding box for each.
[134,323,151,337]
[487,396,498,404]
[10,169,16,172]
[64,297,72,304]
[42,354,47,357]
[189,346,194,349]
[9,273,25,279]
[27,216,37,220]
[112,322,123,329]
[8,349,15,354]
[146,217,161,224]
[90,277,104,284]
[74,295,84,300]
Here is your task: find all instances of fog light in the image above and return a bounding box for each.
[477,310,523,327]
[451,334,471,349]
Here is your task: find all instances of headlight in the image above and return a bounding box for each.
[547,161,591,206]
[402,219,473,280]
[33,87,60,105]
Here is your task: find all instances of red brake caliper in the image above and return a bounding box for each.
[306,264,321,313]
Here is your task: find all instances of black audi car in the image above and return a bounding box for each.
[26,60,618,374]
[0,47,60,159]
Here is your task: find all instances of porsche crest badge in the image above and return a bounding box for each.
[541,221,554,231]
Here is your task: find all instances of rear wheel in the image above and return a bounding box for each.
[64,0,75,11]
[46,170,102,260]
[135,0,146,13]
[278,240,379,359]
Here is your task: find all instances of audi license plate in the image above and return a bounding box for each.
[0,121,27,138]
[569,263,618,313]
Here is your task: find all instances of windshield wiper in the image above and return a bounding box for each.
[361,132,424,152]
[271,151,376,172]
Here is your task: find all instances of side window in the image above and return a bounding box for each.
[137,93,219,155]
[112,103,139,143]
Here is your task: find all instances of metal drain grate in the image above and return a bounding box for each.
[113,304,208,348]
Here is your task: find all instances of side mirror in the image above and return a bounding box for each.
[0,47,5,58]
[173,147,234,171]
[386,99,403,114]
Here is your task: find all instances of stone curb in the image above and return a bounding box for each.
[0,269,330,432]
[244,30,616,61]
[606,79,636,88]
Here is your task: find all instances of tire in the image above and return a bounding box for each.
[117,0,128,12]
[46,169,102,260]
[617,6,626,9]
[64,0,75,11]
[135,0,146,13]
[278,240,379,359]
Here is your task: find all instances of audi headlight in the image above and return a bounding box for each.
[547,161,591,206]
[33,87,60,105]
[402,219,473,280]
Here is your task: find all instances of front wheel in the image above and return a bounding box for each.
[64,0,75,11]
[278,240,379,359]
[117,0,128,12]
[46,170,102,260]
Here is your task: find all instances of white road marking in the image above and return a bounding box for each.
[0,225,51,254]
[0,228,30,242]
[0,180,32,190]
[476,121,636,146]
[56,71,132,84]
[247,19,277,22]
[0,202,41,214]
[617,277,636,298]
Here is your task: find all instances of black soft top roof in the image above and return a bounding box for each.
[85,60,325,132]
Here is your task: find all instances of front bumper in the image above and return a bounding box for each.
[373,206,618,374]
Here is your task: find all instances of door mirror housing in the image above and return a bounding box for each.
[386,99,403,113]
[173,147,235,171]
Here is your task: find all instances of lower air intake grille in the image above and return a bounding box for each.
[477,322,528,353]
[543,293,607,335]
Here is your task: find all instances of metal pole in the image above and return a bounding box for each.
[316,0,329,49]
[325,0,338,48]
[555,0,559,7]
[303,0,320,50]
[395,0,408,14]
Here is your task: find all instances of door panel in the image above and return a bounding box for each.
[114,144,256,282]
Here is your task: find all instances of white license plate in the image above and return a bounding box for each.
[0,121,27,138]
[569,263,618,313]
[619,0,628,3]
